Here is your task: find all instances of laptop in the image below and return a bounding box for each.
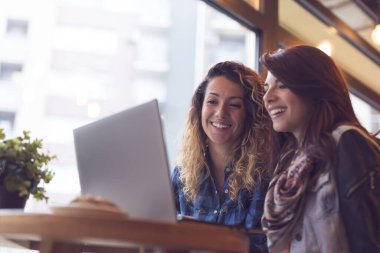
[73,99,177,223]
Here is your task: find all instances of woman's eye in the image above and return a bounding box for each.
[230,103,242,108]
[207,99,217,105]
[278,83,287,89]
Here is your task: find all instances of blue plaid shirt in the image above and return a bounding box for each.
[171,166,268,252]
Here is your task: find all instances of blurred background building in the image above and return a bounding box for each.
[0,0,259,214]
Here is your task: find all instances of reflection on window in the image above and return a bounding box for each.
[0,0,258,213]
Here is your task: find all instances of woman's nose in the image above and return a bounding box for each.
[263,88,275,104]
[215,103,227,117]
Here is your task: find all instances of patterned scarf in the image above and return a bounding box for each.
[262,151,315,253]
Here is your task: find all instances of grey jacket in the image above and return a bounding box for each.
[288,166,349,252]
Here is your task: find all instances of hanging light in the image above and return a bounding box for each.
[317,40,333,56]
[327,26,337,35]
[371,24,380,45]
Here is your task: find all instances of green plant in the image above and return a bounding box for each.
[0,129,56,202]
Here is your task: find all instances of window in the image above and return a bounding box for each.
[243,0,261,12]
[0,0,259,214]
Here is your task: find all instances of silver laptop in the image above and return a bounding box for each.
[73,99,177,223]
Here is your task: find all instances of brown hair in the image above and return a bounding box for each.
[260,45,375,173]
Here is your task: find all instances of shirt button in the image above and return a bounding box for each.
[213,210,218,214]
[215,190,218,195]
[295,233,302,241]
[224,189,228,194]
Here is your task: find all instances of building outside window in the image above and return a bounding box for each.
[0,62,23,81]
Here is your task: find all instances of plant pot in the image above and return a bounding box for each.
[0,185,28,209]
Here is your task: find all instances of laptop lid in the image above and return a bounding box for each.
[73,99,177,223]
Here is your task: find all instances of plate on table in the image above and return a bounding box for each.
[50,197,128,220]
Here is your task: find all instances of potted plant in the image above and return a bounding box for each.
[0,128,55,208]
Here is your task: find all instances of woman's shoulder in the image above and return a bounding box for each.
[333,125,379,164]
[333,125,378,146]
[331,124,379,191]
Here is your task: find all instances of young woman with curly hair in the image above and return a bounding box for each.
[171,61,275,252]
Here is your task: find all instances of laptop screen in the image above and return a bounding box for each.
[73,99,177,223]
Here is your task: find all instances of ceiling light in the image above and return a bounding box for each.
[327,26,337,35]
[317,40,333,56]
[371,24,380,45]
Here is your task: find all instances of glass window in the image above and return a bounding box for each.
[0,0,258,214]
[196,2,258,78]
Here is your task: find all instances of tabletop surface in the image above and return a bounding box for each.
[0,210,251,253]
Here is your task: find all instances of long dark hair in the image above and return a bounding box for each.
[260,45,373,173]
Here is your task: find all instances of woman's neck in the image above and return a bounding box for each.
[291,131,304,150]
[208,144,231,173]
[207,144,232,199]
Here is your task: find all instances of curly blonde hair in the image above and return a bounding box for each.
[177,61,274,201]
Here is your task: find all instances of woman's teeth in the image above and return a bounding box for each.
[212,122,230,129]
[270,108,285,116]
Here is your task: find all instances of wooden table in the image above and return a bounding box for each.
[0,211,250,253]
